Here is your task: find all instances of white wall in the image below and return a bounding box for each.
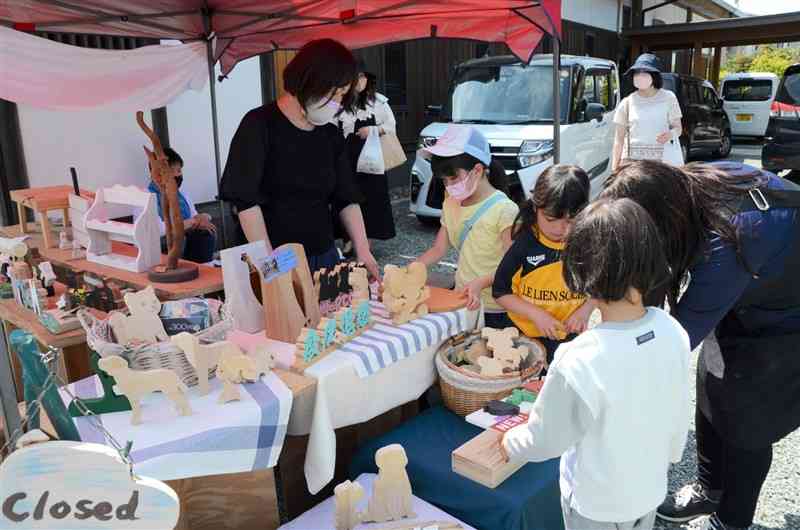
[563,0,620,33]
[165,56,262,205]
[644,0,690,25]
[17,106,154,192]
[16,56,261,210]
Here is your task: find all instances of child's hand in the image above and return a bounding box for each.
[459,279,483,311]
[494,432,510,463]
[529,308,566,340]
[564,303,594,335]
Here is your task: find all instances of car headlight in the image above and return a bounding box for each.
[417,136,437,151]
[518,140,554,169]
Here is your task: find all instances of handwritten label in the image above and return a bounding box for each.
[0,441,179,529]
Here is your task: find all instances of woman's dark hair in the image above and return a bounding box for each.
[430,153,508,195]
[563,198,670,303]
[283,39,357,109]
[633,70,663,90]
[601,159,761,308]
[511,164,590,239]
[355,73,378,110]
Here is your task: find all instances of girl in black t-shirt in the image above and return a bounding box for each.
[220,39,379,279]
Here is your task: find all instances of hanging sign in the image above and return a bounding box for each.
[0,439,179,529]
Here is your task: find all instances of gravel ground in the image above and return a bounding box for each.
[369,193,800,530]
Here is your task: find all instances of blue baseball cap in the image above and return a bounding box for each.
[422,125,492,166]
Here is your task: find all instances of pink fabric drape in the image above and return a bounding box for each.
[0,25,208,110]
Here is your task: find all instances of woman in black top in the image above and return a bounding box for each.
[220,39,379,279]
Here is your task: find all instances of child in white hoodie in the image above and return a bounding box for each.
[502,198,691,530]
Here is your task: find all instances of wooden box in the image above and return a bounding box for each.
[452,428,525,489]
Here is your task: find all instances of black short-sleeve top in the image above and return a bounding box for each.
[220,102,362,256]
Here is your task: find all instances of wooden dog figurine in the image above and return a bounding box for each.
[170,333,242,396]
[349,265,370,303]
[97,355,191,425]
[334,480,365,530]
[383,262,430,325]
[108,286,168,345]
[363,444,416,523]
[217,350,271,404]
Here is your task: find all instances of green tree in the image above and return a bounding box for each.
[749,46,800,77]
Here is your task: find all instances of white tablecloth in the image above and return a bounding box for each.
[279,473,476,530]
[59,372,293,481]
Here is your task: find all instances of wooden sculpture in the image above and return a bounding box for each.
[363,444,416,523]
[349,264,370,302]
[97,355,192,425]
[334,479,365,530]
[171,333,242,396]
[108,286,168,345]
[383,262,431,325]
[217,349,271,404]
[137,110,198,283]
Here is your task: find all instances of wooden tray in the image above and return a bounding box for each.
[452,429,524,489]
[427,286,468,313]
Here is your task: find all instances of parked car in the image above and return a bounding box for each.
[721,72,779,137]
[763,63,800,177]
[410,54,619,223]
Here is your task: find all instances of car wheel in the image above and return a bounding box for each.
[714,128,732,159]
[416,214,440,227]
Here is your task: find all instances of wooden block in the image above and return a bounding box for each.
[334,480,365,530]
[427,286,468,313]
[452,429,524,489]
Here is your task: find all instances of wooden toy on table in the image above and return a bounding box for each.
[84,184,161,273]
[452,428,525,489]
[108,286,168,345]
[171,332,241,396]
[296,327,322,364]
[137,111,199,283]
[97,355,192,425]
[216,349,271,404]
[334,479,365,530]
[363,444,416,523]
[9,185,93,249]
[382,262,431,325]
[349,264,370,302]
[477,356,506,376]
[315,262,360,316]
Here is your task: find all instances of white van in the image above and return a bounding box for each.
[409,54,619,222]
[721,72,779,137]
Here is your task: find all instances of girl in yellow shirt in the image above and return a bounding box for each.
[417,125,519,328]
[492,164,596,362]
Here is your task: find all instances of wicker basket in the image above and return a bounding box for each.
[435,331,545,416]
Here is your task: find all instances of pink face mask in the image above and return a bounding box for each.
[445,170,479,204]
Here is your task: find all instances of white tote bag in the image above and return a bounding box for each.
[357,127,386,175]
[662,137,685,167]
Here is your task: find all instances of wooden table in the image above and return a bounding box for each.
[9,187,93,249]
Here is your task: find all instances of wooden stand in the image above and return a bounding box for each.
[452,429,524,489]
[148,263,199,283]
[10,186,93,249]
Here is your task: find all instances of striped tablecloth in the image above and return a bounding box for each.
[331,301,476,378]
[59,372,293,481]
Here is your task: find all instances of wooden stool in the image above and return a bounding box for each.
[10,186,94,249]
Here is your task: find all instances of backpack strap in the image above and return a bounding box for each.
[457,192,505,253]
[737,179,800,213]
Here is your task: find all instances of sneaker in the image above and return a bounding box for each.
[657,482,721,523]
[685,513,749,530]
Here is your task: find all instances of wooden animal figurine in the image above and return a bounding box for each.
[108,286,168,345]
[216,350,270,404]
[494,345,528,371]
[363,444,416,523]
[383,262,431,325]
[296,327,322,363]
[337,307,357,340]
[349,264,370,302]
[97,355,191,425]
[319,317,338,352]
[355,300,372,331]
[171,332,242,396]
[334,479,365,530]
[477,356,506,376]
[482,327,519,352]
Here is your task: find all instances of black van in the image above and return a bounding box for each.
[763,64,800,176]
[623,73,732,161]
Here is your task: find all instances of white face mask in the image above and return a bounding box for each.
[633,73,654,90]
[305,98,341,126]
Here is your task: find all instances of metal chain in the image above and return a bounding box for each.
[0,346,133,469]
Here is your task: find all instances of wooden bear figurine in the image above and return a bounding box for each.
[383,262,431,325]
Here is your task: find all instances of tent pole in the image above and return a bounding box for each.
[203,11,228,249]
[552,35,561,164]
